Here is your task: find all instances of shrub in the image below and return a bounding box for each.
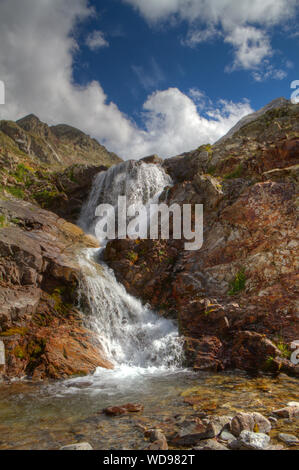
[228,268,246,295]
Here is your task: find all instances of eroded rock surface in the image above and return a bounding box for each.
[0,198,112,379]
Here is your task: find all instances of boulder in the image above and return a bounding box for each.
[272,406,299,419]
[230,412,271,437]
[229,431,270,450]
[278,433,299,446]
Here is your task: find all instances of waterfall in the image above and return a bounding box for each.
[77,161,183,375]
[78,160,172,236]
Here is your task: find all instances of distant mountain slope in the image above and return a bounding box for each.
[0,114,121,168]
[216,97,290,144]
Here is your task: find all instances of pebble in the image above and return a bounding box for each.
[60,442,93,450]
[220,430,235,442]
[278,433,299,446]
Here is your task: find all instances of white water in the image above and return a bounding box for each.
[76,161,183,383]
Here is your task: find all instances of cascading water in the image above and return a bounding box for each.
[76,161,183,382]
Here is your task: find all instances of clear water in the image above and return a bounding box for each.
[0,371,298,450]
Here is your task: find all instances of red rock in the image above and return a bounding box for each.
[103,403,144,416]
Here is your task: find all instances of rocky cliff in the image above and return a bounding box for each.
[0,115,120,379]
[104,99,299,377]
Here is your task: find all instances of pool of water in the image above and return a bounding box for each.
[0,368,298,450]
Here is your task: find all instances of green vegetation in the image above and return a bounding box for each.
[0,214,6,228]
[6,186,25,199]
[276,341,291,359]
[223,164,243,180]
[13,345,26,360]
[50,287,72,316]
[14,163,34,182]
[0,327,28,337]
[33,189,60,206]
[228,268,246,295]
[207,165,217,176]
[127,251,139,263]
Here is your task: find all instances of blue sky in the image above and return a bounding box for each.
[0,0,298,159]
[75,0,299,124]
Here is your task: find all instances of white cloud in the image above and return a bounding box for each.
[86,30,109,50]
[124,0,298,72]
[181,25,222,47]
[252,66,287,82]
[225,26,272,70]
[0,0,253,160]
[139,88,253,156]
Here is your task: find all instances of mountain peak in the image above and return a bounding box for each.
[216,97,290,144]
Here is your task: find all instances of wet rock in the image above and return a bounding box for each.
[103,406,127,417]
[229,430,270,450]
[103,403,144,416]
[144,429,166,443]
[230,412,271,437]
[60,442,93,450]
[124,403,144,413]
[145,428,168,450]
[272,406,299,419]
[207,416,232,437]
[170,419,216,446]
[278,433,299,446]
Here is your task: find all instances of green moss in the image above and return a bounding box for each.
[50,288,72,316]
[223,164,243,180]
[228,268,246,295]
[0,327,28,337]
[27,338,46,359]
[33,189,60,207]
[13,163,34,183]
[207,165,217,175]
[127,251,139,263]
[11,218,22,225]
[13,345,26,360]
[276,341,291,359]
[6,186,25,199]
[0,214,7,228]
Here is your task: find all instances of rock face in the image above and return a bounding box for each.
[0,198,113,379]
[1,114,121,168]
[104,100,299,376]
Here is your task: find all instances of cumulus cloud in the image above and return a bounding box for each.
[86,30,109,50]
[0,0,253,160]
[224,26,272,70]
[139,88,253,157]
[124,0,298,72]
